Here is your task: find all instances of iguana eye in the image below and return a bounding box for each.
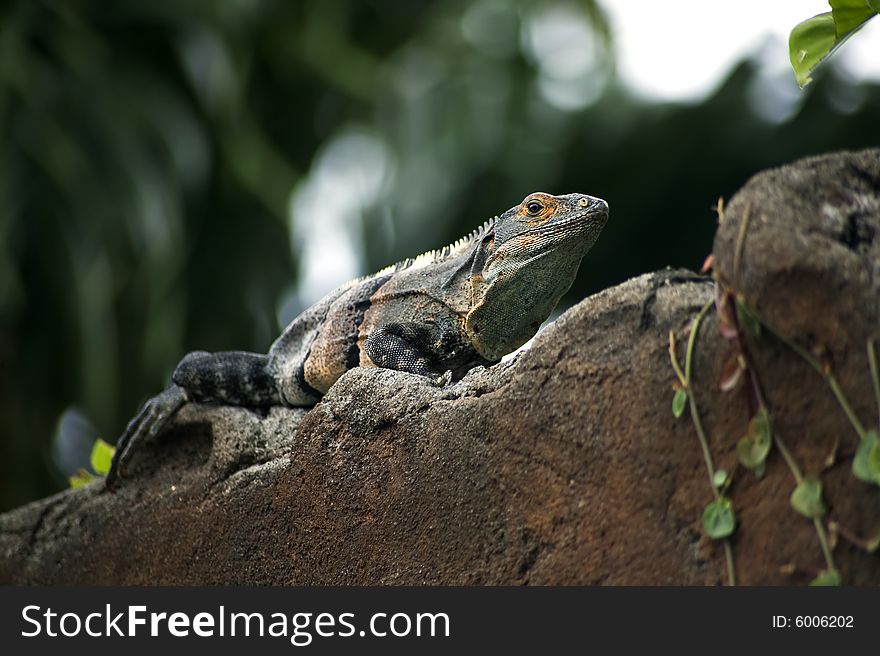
[526,200,543,215]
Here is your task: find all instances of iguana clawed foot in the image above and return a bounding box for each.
[105,385,188,490]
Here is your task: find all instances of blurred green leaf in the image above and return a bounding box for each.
[702,497,736,539]
[736,409,772,472]
[852,430,880,485]
[809,568,841,586]
[672,388,688,418]
[790,477,827,518]
[790,13,838,88]
[790,2,878,87]
[831,0,879,35]
[69,469,95,489]
[90,438,116,476]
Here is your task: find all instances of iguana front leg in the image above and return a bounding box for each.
[364,319,460,384]
[106,350,282,489]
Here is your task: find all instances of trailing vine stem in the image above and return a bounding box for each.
[726,199,867,576]
[722,287,837,576]
[763,326,867,440]
[685,300,720,492]
[829,519,880,553]
[732,203,751,287]
[772,424,836,575]
[669,298,736,586]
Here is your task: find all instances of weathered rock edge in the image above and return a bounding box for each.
[1,149,878,585]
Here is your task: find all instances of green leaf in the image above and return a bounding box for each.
[713,469,729,490]
[90,438,116,476]
[702,497,736,539]
[789,4,878,88]
[790,476,827,518]
[789,13,837,87]
[69,469,95,489]
[852,430,880,484]
[809,568,841,586]
[672,388,688,418]
[830,0,878,36]
[736,410,772,471]
[753,460,767,479]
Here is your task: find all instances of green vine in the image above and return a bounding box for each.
[711,197,880,583]
[767,328,866,439]
[721,291,840,585]
[669,299,736,586]
[756,321,880,490]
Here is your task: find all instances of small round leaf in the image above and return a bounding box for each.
[790,477,826,519]
[702,497,736,539]
[749,409,771,441]
[736,410,772,471]
[809,569,841,586]
[672,388,688,419]
[852,430,880,485]
[712,469,729,489]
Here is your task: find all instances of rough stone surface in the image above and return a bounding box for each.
[1,149,878,585]
[714,147,880,368]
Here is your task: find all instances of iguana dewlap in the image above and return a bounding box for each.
[107,192,608,487]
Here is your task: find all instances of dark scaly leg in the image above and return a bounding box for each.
[365,323,436,376]
[105,350,282,490]
[364,319,459,384]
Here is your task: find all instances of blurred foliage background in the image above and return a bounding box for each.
[1,0,878,511]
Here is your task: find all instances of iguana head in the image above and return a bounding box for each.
[466,191,608,360]
[490,192,608,265]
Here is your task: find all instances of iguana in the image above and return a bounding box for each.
[106,192,608,488]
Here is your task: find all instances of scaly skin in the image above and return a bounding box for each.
[106,192,608,488]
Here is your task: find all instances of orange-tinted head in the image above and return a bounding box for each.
[493,191,608,250]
